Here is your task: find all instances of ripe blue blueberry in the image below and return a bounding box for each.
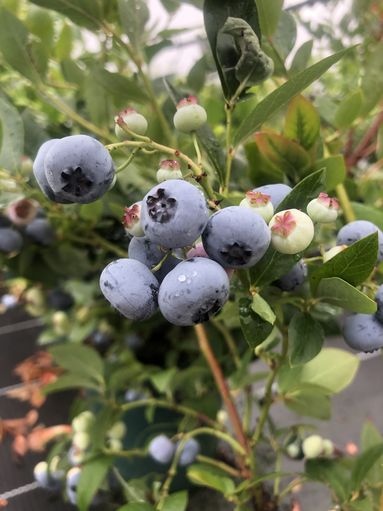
[25,218,55,245]
[274,260,307,291]
[336,220,383,262]
[343,313,383,352]
[0,214,11,228]
[100,259,159,321]
[252,183,292,209]
[33,139,73,203]
[202,206,271,268]
[125,389,147,402]
[44,135,115,204]
[375,285,383,324]
[0,228,23,253]
[177,438,200,466]
[128,236,180,282]
[141,179,209,249]
[158,258,230,326]
[148,434,175,464]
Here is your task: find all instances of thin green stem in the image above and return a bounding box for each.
[336,183,356,223]
[192,132,202,166]
[212,320,241,368]
[151,251,170,272]
[102,448,147,459]
[196,454,242,478]
[116,148,140,173]
[224,103,235,193]
[65,233,126,258]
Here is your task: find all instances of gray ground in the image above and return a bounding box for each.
[1,310,382,510]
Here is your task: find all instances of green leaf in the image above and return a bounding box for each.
[49,344,104,385]
[43,373,102,394]
[271,11,297,60]
[290,40,313,74]
[162,491,188,511]
[284,95,320,150]
[310,233,378,291]
[255,131,310,179]
[187,56,207,92]
[150,368,177,394]
[251,294,276,324]
[26,6,54,47]
[377,123,383,160]
[351,443,383,491]
[117,505,154,511]
[276,168,326,212]
[187,463,236,496]
[351,202,383,230]
[239,297,273,349]
[361,41,383,115]
[0,7,42,82]
[80,201,104,222]
[250,250,301,287]
[313,155,346,191]
[77,457,113,511]
[288,312,324,366]
[284,384,331,419]
[0,96,24,171]
[118,0,149,50]
[334,90,363,130]
[305,459,350,501]
[234,47,354,147]
[361,421,383,485]
[203,0,261,100]
[245,140,284,184]
[55,23,73,61]
[197,124,226,184]
[257,0,283,36]
[29,0,103,30]
[316,277,377,314]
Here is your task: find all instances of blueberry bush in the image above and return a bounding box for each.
[1,0,383,510]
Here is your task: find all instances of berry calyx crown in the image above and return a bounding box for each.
[317,192,339,209]
[176,96,198,109]
[159,160,181,170]
[245,191,271,207]
[122,204,140,228]
[271,211,297,238]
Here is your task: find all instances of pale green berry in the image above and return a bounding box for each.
[52,311,70,336]
[322,439,335,457]
[73,431,90,451]
[72,411,95,432]
[173,96,207,133]
[239,191,274,223]
[269,209,314,255]
[34,461,49,487]
[307,193,339,223]
[156,160,183,183]
[122,202,144,237]
[302,435,324,459]
[107,437,123,451]
[115,108,148,140]
[49,455,65,481]
[286,443,300,459]
[66,466,81,488]
[323,245,348,263]
[107,421,126,440]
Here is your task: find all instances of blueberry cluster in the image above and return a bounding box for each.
[148,434,200,466]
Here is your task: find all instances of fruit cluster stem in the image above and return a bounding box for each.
[335,183,356,223]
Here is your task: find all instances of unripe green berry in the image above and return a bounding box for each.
[302,435,324,459]
[173,96,207,133]
[34,461,49,487]
[73,431,90,451]
[72,411,95,432]
[107,421,126,440]
[307,193,339,223]
[107,437,123,451]
[122,202,144,237]
[49,455,65,481]
[156,160,183,183]
[115,108,148,140]
[286,443,301,459]
[52,311,70,336]
[269,209,314,255]
[239,191,274,223]
[323,245,348,263]
[322,438,335,457]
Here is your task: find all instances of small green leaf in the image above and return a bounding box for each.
[284,95,320,150]
[43,373,102,394]
[250,250,301,287]
[150,368,177,394]
[77,457,114,511]
[334,90,363,130]
[55,23,73,60]
[162,491,188,511]
[187,463,236,496]
[351,443,383,491]
[361,421,383,485]
[117,505,154,511]
[316,277,377,314]
[377,123,383,159]
[118,0,149,50]
[49,344,104,385]
[257,0,283,36]
[239,297,273,349]
[310,233,378,291]
[290,40,313,74]
[234,47,354,147]
[29,0,103,30]
[251,294,276,324]
[284,384,331,419]
[351,202,383,230]
[313,155,346,191]
[276,168,326,212]
[288,312,324,366]
[305,459,350,502]
[271,11,297,60]
[0,96,24,171]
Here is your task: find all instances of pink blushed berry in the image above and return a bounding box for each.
[240,191,274,222]
[269,209,314,254]
[307,193,340,223]
[123,202,144,237]
[115,108,148,140]
[156,160,183,183]
[173,96,207,133]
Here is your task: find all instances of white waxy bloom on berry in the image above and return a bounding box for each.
[34,461,49,487]
[307,193,340,223]
[239,191,274,222]
[156,160,183,183]
[269,209,314,254]
[173,96,207,133]
[123,202,144,237]
[323,244,348,263]
[302,435,324,459]
[115,107,148,140]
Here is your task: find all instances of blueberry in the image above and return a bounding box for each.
[253,183,292,209]
[89,330,114,355]
[141,179,209,249]
[202,206,270,268]
[124,389,146,402]
[33,139,72,203]
[44,135,115,204]
[173,96,207,133]
[336,220,383,262]
[47,289,74,310]
[376,285,383,324]
[177,438,200,466]
[0,214,11,228]
[158,257,230,326]
[148,434,175,464]
[128,236,180,282]
[100,259,159,321]
[34,461,50,488]
[124,333,144,350]
[0,228,23,253]
[274,260,307,291]
[343,313,383,352]
[25,218,55,245]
